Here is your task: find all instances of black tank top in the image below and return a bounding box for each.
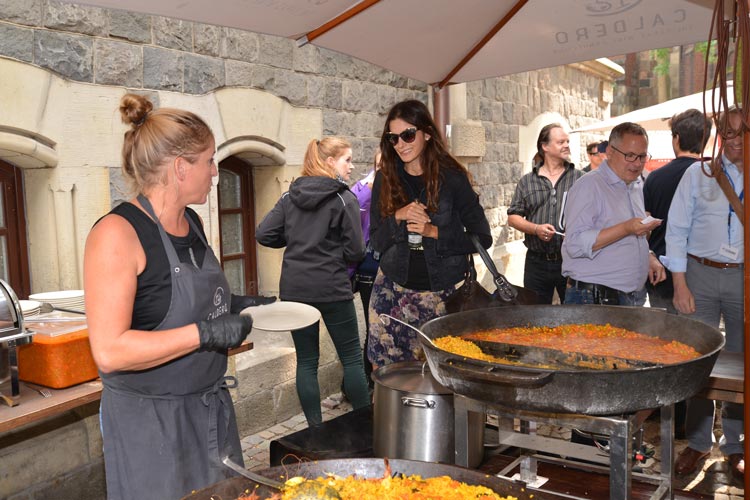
[401,173,430,290]
[110,202,208,330]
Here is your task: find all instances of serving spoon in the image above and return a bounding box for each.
[221,456,341,500]
[379,314,438,348]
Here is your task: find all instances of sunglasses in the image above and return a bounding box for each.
[385,127,418,146]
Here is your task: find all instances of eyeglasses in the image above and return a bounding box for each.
[385,127,418,146]
[610,145,651,163]
[587,151,599,156]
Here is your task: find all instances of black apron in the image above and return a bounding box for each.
[100,195,243,500]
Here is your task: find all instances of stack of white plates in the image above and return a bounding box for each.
[28,290,85,312]
[19,299,42,317]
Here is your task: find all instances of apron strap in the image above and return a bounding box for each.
[136,194,211,268]
[137,194,184,271]
[201,375,238,466]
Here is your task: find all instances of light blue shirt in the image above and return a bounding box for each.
[663,156,744,272]
[561,161,650,292]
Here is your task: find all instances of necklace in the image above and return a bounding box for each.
[543,167,564,179]
[188,247,199,268]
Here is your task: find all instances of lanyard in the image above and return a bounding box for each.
[724,167,744,241]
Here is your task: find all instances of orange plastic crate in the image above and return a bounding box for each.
[18,328,99,389]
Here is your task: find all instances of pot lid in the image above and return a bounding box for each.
[373,361,451,395]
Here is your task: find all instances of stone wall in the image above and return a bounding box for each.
[464,65,611,284]
[0,0,427,172]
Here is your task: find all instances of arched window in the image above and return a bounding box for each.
[0,160,30,298]
[217,156,258,295]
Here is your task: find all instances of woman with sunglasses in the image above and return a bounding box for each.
[367,100,492,367]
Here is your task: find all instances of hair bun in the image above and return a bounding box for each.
[119,94,154,127]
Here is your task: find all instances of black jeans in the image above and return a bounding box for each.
[523,251,566,304]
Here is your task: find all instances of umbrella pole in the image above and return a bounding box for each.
[433,86,450,143]
[744,127,749,495]
[741,3,749,496]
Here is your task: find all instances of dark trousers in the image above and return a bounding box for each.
[646,271,677,314]
[291,300,370,426]
[523,252,566,304]
[355,274,375,387]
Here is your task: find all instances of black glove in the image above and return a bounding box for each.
[197,314,253,351]
[230,294,277,314]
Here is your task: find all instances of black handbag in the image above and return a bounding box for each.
[445,234,537,314]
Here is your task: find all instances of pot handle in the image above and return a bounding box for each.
[401,397,436,409]
[438,360,553,387]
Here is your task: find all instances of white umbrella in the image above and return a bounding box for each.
[573,84,735,132]
[64,0,718,86]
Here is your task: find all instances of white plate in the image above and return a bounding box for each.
[240,302,321,332]
[29,290,84,301]
[19,300,41,314]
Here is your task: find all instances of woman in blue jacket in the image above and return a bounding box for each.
[256,137,370,426]
[368,100,492,367]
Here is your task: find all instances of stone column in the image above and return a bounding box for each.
[50,182,80,290]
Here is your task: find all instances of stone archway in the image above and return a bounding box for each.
[0,127,58,169]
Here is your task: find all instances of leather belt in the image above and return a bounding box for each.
[527,249,562,262]
[688,254,743,269]
[566,278,621,305]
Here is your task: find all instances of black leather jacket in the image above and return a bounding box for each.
[369,164,492,291]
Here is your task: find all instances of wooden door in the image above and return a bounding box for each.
[0,161,29,298]
[217,157,258,295]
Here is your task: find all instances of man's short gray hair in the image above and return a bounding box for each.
[609,122,649,146]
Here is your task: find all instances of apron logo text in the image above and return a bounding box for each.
[213,286,225,307]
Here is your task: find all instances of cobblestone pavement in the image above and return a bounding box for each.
[240,393,354,472]
[239,396,744,499]
[641,417,745,500]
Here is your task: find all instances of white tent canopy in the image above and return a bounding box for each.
[573,85,735,133]
[64,0,719,86]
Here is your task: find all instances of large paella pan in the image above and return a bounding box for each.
[181,458,554,499]
[419,305,724,415]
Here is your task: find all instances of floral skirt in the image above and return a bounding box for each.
[366,270,455,367]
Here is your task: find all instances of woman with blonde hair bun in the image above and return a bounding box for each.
[84,93,274,500]
[256,137,370,426]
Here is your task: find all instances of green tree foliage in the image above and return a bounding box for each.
[651,43,719,78]
[652,47,671,76]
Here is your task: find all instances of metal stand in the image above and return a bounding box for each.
[455,395,674,500]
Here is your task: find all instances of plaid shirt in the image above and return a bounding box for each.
[507,162,582,253]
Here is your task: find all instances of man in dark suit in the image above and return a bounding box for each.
[643,109,711,313]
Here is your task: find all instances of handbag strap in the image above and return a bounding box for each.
[467,253,478,282]
[468,233,518,302]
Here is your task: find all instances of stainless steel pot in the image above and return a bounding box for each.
[420,305,725,415]
[372,361,484,468]
[0,343,9,385]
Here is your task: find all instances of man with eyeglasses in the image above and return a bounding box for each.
[562,122,666,306]
[663,107,745,481]
[582,141,604,172]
